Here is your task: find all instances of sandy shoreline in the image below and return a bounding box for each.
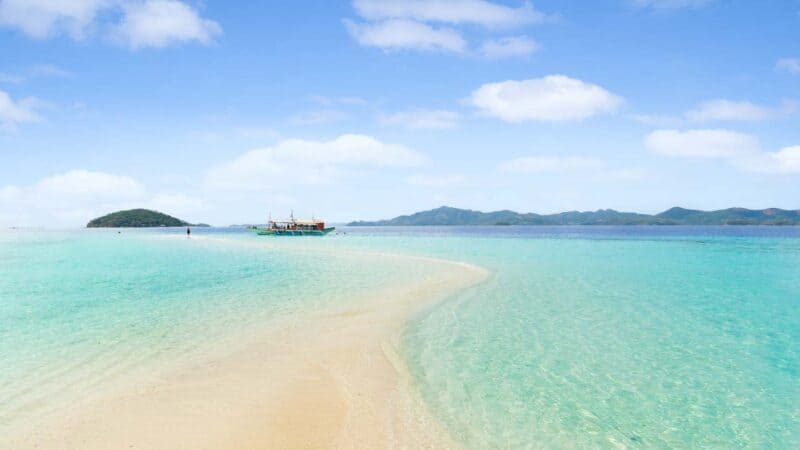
[5,239,487,449]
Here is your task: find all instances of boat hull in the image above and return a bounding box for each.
[254,227,335,236]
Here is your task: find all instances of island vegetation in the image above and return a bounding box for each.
[87,209,206,228]
[348,206,800,226]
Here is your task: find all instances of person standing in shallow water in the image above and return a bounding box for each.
[186,227,191,238]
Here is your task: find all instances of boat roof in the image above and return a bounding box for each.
[270,219,324,225]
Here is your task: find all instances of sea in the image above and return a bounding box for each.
[1,226,798,448]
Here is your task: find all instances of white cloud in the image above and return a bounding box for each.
[631,0,712,10]
[769,146,800,173]
[0,0,108,39]
[346,1,549,54]
[0,170,148,226]
[205,134,427,190]
[0,185,23,201]
[0,90,40,129]
[499,155,605,173]
[739,146,800,175]
[776,58,800,75]
[408,173,465,187]
[115,0,221,49]
[344,19,466,53]
[645,129,759,159]
[646,129,800,175]
[0,169,211,226]
[35,169,145,199]
[380,109,460,129]
[480,36,539,59]
[351,0,546,28]
[685,99,773,122]
[0,0,220,48]
[634,99,794,127]
[468,75,623,122]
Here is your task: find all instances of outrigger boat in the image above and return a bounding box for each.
[252,213,335,236]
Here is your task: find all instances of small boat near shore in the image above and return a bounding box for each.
[252,213,334,236]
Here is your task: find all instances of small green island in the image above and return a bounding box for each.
[87,209,208,228]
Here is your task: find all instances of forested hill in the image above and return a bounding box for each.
[87,209,194,227]
[348,206,800,226]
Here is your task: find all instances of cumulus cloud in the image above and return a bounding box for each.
[380,109,460,129]
[634,98,794,127]
[646,129,800,175]
[480,36,539,59]
[351,0,546,28]
[344,19,466,53]
[468,75,623,122]
[205,134,428,191]
[769,146,800,173]
[645,129,759,159]
[763,146,800,174]
[736,146,800,175]
[115,0,221,49]
[499,155,605,173]
[0,0,108,39]
[0,0,221,48]
[0,170,145,226]
[685,99,774,122]
[0,185,23,202]
[345,1,549,54]
[0,90,40,130]
[36,170,145,199]
[0,169,210,226]
[776,58,800,75]
[407,173,465,187]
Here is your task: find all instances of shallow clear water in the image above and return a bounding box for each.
[398,232,800,448]
[308,226,800,448]
[1,226,799,448]
[0,228,423,429]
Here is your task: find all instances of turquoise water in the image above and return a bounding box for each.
[2,227,799,448]
[397,232,800,448]
[0,229,425,431]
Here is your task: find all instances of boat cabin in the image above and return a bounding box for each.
[268,219,326,232]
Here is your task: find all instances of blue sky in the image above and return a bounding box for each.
[1,0,799,226]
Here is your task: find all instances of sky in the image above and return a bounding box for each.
[1,0,799,226]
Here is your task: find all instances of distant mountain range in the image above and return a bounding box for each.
[348,206,800,226]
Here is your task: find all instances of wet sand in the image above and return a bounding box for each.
[7,247,487,449]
